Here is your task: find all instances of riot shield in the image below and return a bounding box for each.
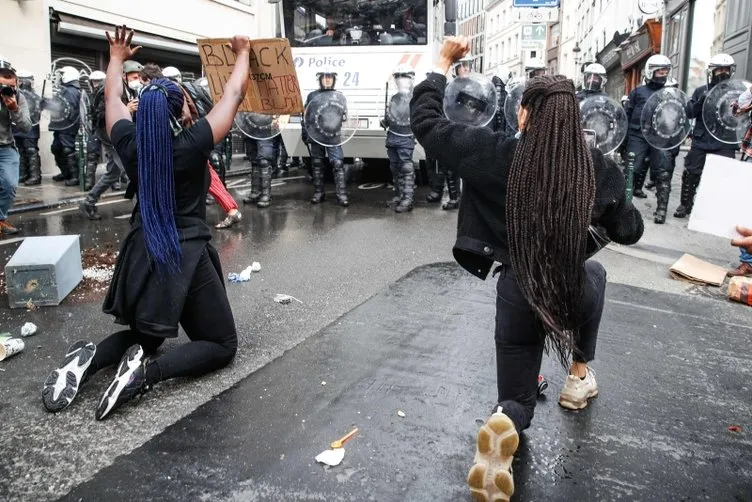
[17,87,42,127]
[234,112,288,140]
[43,87,78,132]
[503,80,524,132]
[443,73,498,127]
[80,90,92,137]
[579,95,628,154]
[702,79,752,145]
[304,91,359,147]
[384,90,412,136]
[640,87,691,150]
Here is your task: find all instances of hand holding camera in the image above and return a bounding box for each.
[0,82,18,112]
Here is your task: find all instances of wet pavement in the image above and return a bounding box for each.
[1,167,751,501]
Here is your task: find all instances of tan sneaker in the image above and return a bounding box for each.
[467,408,519,502]
[0,220,19,235]
[559,367,598,410]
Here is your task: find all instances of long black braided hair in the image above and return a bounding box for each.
[505,75,596,366]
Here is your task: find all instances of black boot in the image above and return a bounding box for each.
[18,147,29,184]
[442,169,460,210]
[632,169,648,199]
[64,148,80,186]
[332,160,349,207]
[310,158,326,204]
[24,147,42,186]
[395,162,414,213]
[85,153,98,191]
[426,162,444,203]
[257,159,272,208]
[674,170,698,218]
[386,162,401,207]
[52,152,69,182]
[654,171,672,224]
[243,163,261,204]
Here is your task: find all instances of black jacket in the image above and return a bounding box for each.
[411,73,644,280]
[624,82,663,133]
[686,84,737,152]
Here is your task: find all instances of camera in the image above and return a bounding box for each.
[0,84,17,98]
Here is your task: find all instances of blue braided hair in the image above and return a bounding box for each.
[135,78,185,274]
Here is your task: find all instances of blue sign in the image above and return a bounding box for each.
[512,0,560,7]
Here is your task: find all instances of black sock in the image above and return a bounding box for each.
[144,360,162,386]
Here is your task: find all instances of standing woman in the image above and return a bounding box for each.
[411,37,644,501]
[41,26,251,420]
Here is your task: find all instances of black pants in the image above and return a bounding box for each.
[90,251,237,382]
[627,133,667,187]
[683,147,736,176]
[494,260,606,433]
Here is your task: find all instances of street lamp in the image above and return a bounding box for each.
[573,42,581,84]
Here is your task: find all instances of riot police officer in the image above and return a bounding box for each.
[491,65,512,134]
[303,67,349,207]
[241,117,276,208]
[525,58,547,79]
[576,63,607,102]
[50,66,82,186]
[624,55,672,209]
[13,70,42,186]
[84,70,106,190]
[674,54,738,219]
[381,64,416,213]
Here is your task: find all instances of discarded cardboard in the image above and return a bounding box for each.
[197,38,303,114]
[688,154,752,239]
[669,254,727,286]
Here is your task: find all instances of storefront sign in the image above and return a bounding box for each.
[620,32,652,70]
[638,0,661,15]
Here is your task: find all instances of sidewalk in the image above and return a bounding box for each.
[9,158,252,216]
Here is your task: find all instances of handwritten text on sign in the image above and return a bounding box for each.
[197,38,304,114]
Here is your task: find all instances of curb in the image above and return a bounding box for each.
[9,168,253,216]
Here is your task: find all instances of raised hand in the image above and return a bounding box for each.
[105,25,142,61]
[229,35,251,55]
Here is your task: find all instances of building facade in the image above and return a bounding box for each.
[1,0,274,173]
[721,0,752,80]
[459,0,486,71]
[711,0,728,57]
[483,0,524,79]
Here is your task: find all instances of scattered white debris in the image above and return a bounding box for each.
[20,322,37,337]
[397,410,406,418]
[321,381,327,386]
[315,448,345,467]
[82,266,114,283]
[274,294,302,305]
[228,263,262,283]
[250,262,261,273]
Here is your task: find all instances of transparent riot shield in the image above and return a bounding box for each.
[304,91,359,147]
[503,79,525,132]
[443,73,498,127]
[384,90,412,136]
[17,87,42,127]
[640,87,692,150]
[234,112,288,140]
[580,95,628,154]
[702,79,752,145]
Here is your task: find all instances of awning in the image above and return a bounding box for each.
[53,12,199,55]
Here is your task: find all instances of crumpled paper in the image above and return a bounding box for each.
[274,294,302,305]
[315,448,345,467]
[20,322,37,337]
[228,262,262,283]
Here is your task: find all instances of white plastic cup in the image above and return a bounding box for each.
[0,338,25,361]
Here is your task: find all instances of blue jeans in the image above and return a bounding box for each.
[0,145,20,221]
[739,249,752,264]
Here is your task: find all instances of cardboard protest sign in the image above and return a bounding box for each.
[197,38,303,115]
[688,154,752,239]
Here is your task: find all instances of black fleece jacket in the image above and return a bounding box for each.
[410,73,644,280]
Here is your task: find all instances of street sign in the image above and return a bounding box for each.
[521,24,547,49]
[512,7,559,23]
[638,0,661,15]
[512,0,560,7]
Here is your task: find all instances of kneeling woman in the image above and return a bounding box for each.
[42,27,251,420]
[411,37,644,500]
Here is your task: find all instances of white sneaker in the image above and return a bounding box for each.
[559,367,598,410]
[467,408,519,501]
